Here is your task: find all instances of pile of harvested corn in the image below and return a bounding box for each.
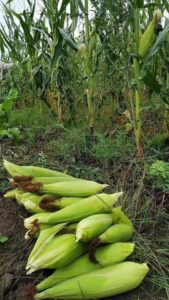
[3,159,149,300]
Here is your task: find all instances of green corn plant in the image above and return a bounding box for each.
[131,2,163,157]
[0,0,79,121]
[78,0,98,136]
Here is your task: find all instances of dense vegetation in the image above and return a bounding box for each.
[0,0,169,299]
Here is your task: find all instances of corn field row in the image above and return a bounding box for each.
[0,1,169,153]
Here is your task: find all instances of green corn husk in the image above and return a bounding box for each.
[53,196,84,209]
[4,189,17,199]
[76,214,113,243]
[15,189,26,204]
[25,222,78,240]
[95,207,133,244]
[26,234,86,274]
[111,206,133,227]
[36,242,134,291]
[24,212,52,230]
[17,193,56,213]
[20,193,44,213]
[25,223,52,240]
[99,223,133,244]
[40,196,84,211]
[3,159,72,178]
[32,176,80,184]
[34,262,149,300]
[89,32,97,57]
[65,223,78,233]
[41,181,108,197]
[24,193,123,230]
[27,224,66,266]
[22,199,43,214]
[138,19,155,58]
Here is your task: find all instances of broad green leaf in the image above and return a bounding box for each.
[135,0,144,8]
[144,3,156,9]
[11,11,35,56]
[59,0,70,16]
[141,67,161,93]
[58,28,78,51]
[5,0,13,4]
[0,235,8,243]
[0,28,18,58]
[0,89,18,115]
[143,22,169,68]
[78,0,85,13]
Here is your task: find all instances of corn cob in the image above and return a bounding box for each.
[15,189,26,204]
[76,213,113,242]
[89,32,97,57]
[20,193,58,213]
[24,212,52,230]
[79,43,87,58]
[63,223,78,233]
[32,176,80,184]
[40,181,108,197]
[111,206,133,227]
[98,208,133,244]
[3,159,72,178]
[40,196,84,211]
[138,19,156,58]
[4,189,17,199]
[98,223,133,244]
[21,193,44,214]
[27,224,66,267]
[34,262,149,299]
[25,222,78,240]
[36,242,134,291]
[88,208,133,256]
[24,193,123,230]
[26,234,86,274]
[54,196,84,208]
[25,223,52,240]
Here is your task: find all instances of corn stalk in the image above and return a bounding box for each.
[133,6,143,158]
[84,0,95,135]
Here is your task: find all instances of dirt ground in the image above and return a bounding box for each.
[0,195,167,300]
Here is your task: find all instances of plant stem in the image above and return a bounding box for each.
[133,7,143,157]
[164,72,169,132]
[85,0,95,135]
